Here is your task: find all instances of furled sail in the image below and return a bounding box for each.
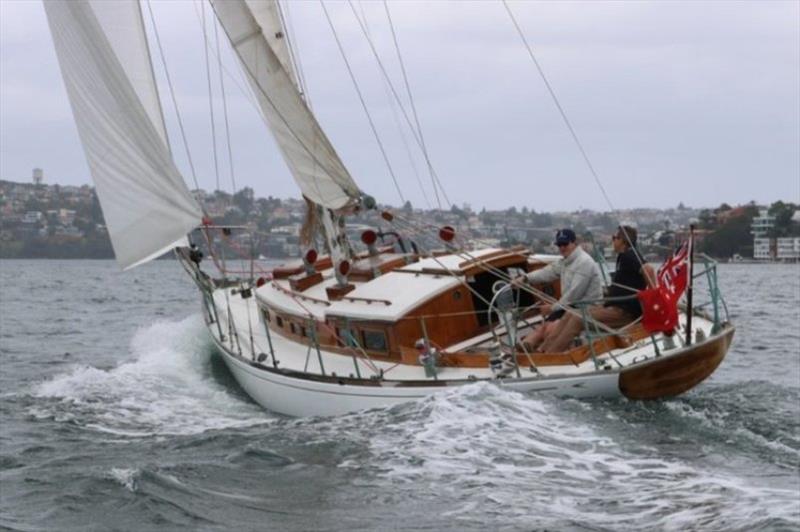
[211,0,362,211]
[44,0,203,270]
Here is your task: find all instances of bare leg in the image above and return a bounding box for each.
[520,320,557,350]
[540,306,634,353]
[539,313,583,352]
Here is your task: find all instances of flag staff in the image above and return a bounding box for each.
[685,224,695,345]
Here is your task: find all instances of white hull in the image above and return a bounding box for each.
[197,257,732,418]
[210,330,621,417]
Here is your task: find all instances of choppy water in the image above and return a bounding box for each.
[0,260,798,531]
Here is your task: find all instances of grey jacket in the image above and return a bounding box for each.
[525,247,604,310]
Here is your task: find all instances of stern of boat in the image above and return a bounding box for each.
[618,324,735,400]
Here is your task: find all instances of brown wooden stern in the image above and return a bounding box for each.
[619,326,735,399]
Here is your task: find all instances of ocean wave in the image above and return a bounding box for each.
[293,383,800,530]
[30,315,271,437]
[109,467,140,493]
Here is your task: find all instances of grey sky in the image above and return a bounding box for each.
[1,0,798,212]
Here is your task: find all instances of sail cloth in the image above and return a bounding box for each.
[87,0,169,149]
[44,0,203,270]
[245,0,299,90]
[211,0,362,211]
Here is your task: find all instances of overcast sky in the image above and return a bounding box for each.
[1,0,798,212]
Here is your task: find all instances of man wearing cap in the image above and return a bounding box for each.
[538,225,655,353]
[512,228,604,351]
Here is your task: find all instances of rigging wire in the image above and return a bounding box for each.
[277,1,310,106]
[346,0,451,209]
[201,1,221,192]
[144,0,201,192]
[381,0,446,209]
[191,2,262,120]
[501,1,645,264]
[318,0,406,206]
[212,5,237,194]
[209,2,362,209]
[355,1,432,209]
[501,1,615,214]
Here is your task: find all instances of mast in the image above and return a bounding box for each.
[685,224,695,345]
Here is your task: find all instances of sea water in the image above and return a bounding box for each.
[0,260,798,531]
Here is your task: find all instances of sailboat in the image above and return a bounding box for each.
[44,0,735,417]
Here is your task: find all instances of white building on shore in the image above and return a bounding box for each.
[776,237,800,261]
[751,209,775,260]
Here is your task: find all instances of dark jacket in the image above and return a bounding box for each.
[605,247,647,317]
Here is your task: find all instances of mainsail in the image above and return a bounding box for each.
[44,0,203,270]
[211,0,362,211]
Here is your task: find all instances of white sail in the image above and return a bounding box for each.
[44,0,203,270]
[211,0,362,211]
[245,0,298,90]
[87,0,169,148]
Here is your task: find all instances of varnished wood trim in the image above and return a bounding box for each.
[289,271,323,292]
[272,256,334,279]
[457,248,528,268]
[326,283,356,300]
[618,326,734,399]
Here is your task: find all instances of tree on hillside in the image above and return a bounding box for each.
[698,209,716,229]
[768,201,800,237]
[233,187,255,215]
[700,204,759,258]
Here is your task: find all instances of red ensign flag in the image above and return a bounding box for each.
[638,243,689,333]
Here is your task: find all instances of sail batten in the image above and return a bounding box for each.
[44,0,202,270]
[211,0,362,211]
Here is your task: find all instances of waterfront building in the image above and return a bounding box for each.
[751,209,775,237]
[753,237,772,260]
[32,168,44,186]
[776,237,800,261]
[751,208,776,260]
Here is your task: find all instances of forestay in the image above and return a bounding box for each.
[211,0,362,211]
[44,0,203,270]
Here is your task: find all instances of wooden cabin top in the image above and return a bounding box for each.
[258,249,560,323]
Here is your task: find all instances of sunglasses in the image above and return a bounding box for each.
[556,242,570,248]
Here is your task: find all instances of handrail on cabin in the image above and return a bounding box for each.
[338,295,392,306]
[269,281,331,306]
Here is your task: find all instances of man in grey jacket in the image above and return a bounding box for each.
[513,229,604,351]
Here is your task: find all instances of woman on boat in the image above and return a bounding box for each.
[537,225,655,353]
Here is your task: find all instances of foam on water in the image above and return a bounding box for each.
[3,262,797,530]
[109,467,140,493]
[314,383,799,530]
[31,315,270,437]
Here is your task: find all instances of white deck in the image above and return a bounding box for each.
[212,286,716,383]
[325,270,461,321]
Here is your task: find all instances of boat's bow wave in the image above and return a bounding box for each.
[30,315,271,437]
